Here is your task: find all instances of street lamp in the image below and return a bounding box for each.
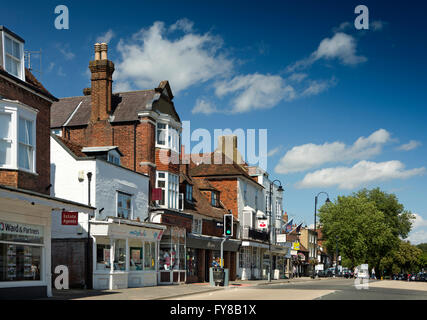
[269,180,284,282]
[313,192,330,277]
[335,236,339,277]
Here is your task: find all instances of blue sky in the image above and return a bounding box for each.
[2,0,427,243]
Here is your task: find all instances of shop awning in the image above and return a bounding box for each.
[271,245,290,255]
[241,240,270,249]
[186,233,241,252]
[91,219,166,242]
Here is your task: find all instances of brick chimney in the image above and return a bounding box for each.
[89,42,115,122]
[217,135,244,164]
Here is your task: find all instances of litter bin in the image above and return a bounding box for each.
[212,267,225,286]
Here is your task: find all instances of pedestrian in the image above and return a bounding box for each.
[371,267,376,280]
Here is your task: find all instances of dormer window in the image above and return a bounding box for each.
[211,191,219,207]
[108,152,120,165]
[1,29,25,81]
[186,184,193,203]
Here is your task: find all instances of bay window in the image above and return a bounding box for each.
[156,121,180,153]
[156,171,179,210]
[0,101,37,172]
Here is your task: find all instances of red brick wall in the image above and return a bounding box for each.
[204,179,238,220]
[161,213,192,232]
[0,75,52,194]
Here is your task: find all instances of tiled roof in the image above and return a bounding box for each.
[52,135,88,158]
[51,90,157,128]
[181,173,230,220]
[0,66,57,101]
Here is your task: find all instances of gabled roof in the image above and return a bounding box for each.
[180,173,230,221]
[0,66,57,102]
[189,151,263,188]
[51,81,181,128]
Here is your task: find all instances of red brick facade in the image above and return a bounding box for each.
[0,71,54,195]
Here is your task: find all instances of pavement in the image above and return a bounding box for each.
[47,276,329,300]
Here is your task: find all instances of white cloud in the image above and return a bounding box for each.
[192,99,220,115]
[371,20,387,31]
[56,43,75,61]
[397,140,422,151]
[287,32,366,72]
[287,73,308,83]
[267,145,283,157]
[301,78,337,97]
[275,129,392,174]
[406,213,427,244]
[114,20,233,93]
[169,18,194,33]
[96,29,115,44]
[296,160,425,189]
[406,229,427,245]
[214,73,296,113]
[411,213,427,229]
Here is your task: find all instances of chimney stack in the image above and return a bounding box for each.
[89,42,115,122]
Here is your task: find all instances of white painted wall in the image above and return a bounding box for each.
[237,177,264,228]
[50,137,149,239]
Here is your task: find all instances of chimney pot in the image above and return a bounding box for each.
[100,43,108,60]
[94,43,102,61]
[83,88,91,96]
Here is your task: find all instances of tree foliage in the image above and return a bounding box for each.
[380,240,423,274]
[318,188,415,273]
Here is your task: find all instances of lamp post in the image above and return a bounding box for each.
[314,192,330,277]
[269,180,284,282]
[335,236,339,277]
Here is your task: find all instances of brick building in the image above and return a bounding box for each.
[0,26,93,299]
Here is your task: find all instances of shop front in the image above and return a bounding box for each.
[0,186,94,299]
[90,218,165,290]
[158,225,186,284]
[271,245,289,279]
[238,241,269,280]
[186,233,241,283]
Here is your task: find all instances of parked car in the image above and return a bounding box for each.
[343,268,354,279]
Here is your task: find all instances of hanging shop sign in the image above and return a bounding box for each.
[276,234,287,243]
[61,211,78,225]
[292,241,300,250]
[258,219,268,229]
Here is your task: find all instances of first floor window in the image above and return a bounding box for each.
[0,112,12,166]
[156,171,179,210]
[186,184,193,202]
[211,191,218,207]
[192,218,202,235]
[18,118,34,171]
[117,192,132,219]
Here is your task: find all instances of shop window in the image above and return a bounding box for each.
[144,242,156,271]
[96,241,111,271]
[117,192,132,219]
[0,244,41,281]
[129,240,143,271]
[113,240,126,271]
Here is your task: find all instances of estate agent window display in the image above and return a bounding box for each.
[0,222,43,283]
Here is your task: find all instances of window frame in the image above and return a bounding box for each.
[156,171,180,210]
[185,184,193,203]
[3,33,25,81]
[155,121,180,153]
[0,101,37,173]
[116,191,133,220]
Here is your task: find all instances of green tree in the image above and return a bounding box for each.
[380,240,423,275]
[318,194,395,270]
